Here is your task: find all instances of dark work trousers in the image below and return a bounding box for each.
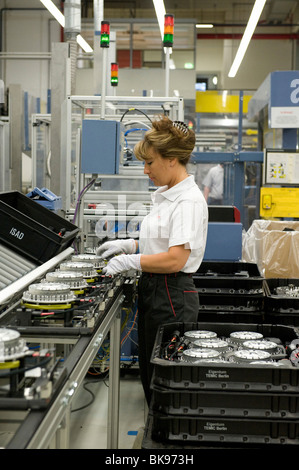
[137,272,199,406]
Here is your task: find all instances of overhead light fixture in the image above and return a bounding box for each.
[40,0,93,52]
[196,24,214,29]
[40,0,65,26]
[77,35,93,53]
[153,0,166,40]
[228,0,266,78]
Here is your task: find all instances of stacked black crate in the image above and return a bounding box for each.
[194,262,265,324]
[143,321,299,449]
[264,279,299,327]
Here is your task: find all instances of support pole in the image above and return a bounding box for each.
[165,48,170,97]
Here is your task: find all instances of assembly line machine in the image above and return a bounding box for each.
[0,189,134,449]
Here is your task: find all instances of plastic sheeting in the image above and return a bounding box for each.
[242,220,299,279]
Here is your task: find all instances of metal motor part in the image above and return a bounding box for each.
[229,331,263,345]
[71,254,105,270]
[59,261,98,279]
[45,271,88,290]
[184,330,217,342]
[0,328,28,361]
[191,338,232,354]
[228,349,272,363]
[22,282,76,304]
[182,348,222,363]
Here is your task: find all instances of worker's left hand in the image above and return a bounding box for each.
[102,254,141,276]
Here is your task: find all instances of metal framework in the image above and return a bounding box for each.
[0,247,124,449]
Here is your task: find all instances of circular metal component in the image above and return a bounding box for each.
[22,282,76,304]
[184,330,217,341]
[0,328,20,346]
[192,338,231,353]
[229,331,263,345]
[231,349,271,363]
[182,348,221,363]
[45,271,88,290]
[71,254,104,269]
[243,340,278,353]
[59,261,98,279]
[0,328,28,361]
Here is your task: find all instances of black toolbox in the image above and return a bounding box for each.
[0,191,79,264]
[149,321,299,446]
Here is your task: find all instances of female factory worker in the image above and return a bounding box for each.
[97,115,208,404]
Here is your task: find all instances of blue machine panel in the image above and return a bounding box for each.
[203,222,243,261]
[81,120,124,174]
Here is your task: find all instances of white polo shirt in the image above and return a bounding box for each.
[203,164,224,200]
[139,175,208,273]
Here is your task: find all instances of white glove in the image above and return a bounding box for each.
[96,239,137,259]
[102,254,141,276]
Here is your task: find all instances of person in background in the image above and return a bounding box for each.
[97,115,208,405]
[203,163,224,205]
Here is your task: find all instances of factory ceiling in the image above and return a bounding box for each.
[80,0,299,25]
[79,0,299,51]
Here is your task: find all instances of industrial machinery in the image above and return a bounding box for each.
[0,191,131,449]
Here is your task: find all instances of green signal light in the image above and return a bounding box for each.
[100,34,110,47]
[163,33,173,46]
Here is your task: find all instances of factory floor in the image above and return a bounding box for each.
[69,370,147,449]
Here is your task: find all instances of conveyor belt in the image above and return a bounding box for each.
[0,246,74,310]
[0,243,37,290]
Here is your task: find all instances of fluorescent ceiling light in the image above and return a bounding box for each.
[40,0,65,26]
[77,35,93,53]
[228,0,266,78]
[40,0,93,52]
[196,24,214,28]
[153,0,166,40]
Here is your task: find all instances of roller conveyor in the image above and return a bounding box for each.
[0,243,37,290]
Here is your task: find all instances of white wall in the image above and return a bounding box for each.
[2,8,60,108]
[195,37,294,90]
[222,38,293,90]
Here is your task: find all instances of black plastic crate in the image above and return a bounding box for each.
[151,413,299,445]
[193,261,263,292]
[264,279,299,313]
[151,322,299,392]
[198,310,264,324]
[151,386,299,419]
[198,293,264,312]
[0,191,79,264]
[142,413,259,449]
[265,313,299,328]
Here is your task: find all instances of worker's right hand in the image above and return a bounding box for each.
[96,239,137,259]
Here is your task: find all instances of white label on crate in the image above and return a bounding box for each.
[206,369,229,379]
[204,422,228,432]
[9,227,24,239]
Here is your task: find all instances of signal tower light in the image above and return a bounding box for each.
[111,63,119,86]
[163,14,174,47]
[100,21,110,47]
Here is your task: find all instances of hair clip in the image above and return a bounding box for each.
[173,120,189,134]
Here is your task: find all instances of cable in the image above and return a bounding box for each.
[123,120,151,130]
[120,107,152,124]
[72,178,96,223]
[71,381,95,412]
[124,128,148,136]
